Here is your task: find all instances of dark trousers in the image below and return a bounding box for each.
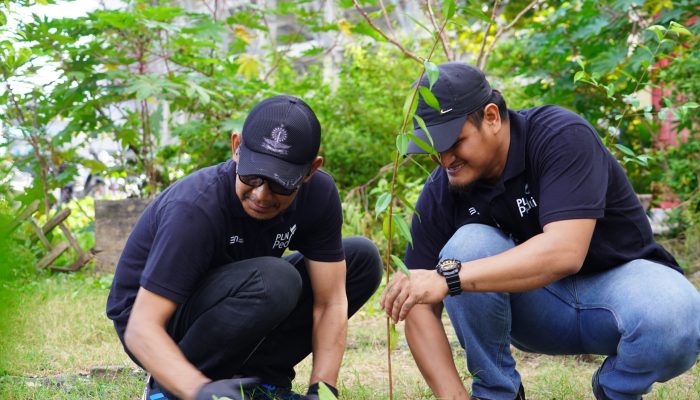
[142,236,382,390]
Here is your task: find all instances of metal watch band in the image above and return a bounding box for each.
[445,273,462,296]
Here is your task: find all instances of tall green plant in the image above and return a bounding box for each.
[349,1,458,397]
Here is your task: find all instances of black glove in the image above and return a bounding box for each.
[306,382,339,399]
[195,377,262,400]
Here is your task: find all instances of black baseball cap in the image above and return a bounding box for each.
[237,95,321,190]
[407,62,493,154]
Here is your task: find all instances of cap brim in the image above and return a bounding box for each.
[237,143,310,189]
[407,114,468,154]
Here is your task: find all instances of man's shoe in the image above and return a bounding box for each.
[142,374,171,400]
[592,368,611,400]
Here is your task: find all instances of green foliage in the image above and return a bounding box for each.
[0,201,38,281]
[486,0,698,194]
[270,44,420,191]
[658,135,700,259]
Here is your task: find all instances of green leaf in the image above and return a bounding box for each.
[389,321,399,351]
[391,254,411,276]
[573,70,586,83]
[318,382,338,400]
[681,101,699,109]
[638,44,653,55]
[618,69,638,82]
[402,90,418,120]
[396,193,419,220]
[15,47,32,68]
[220,117,244,133]
[419,86,440,111]
[614,144,636,157]
[382,214,394,241]
[424,61,439,90]
[396,134,409,156]
[407,132,439,159]
[404,14,432,36]
[605,83,615,98]
[412,115,437,151]
[442,0,456,21]
[375,192,392,216]
[646,25,666,41]
[189,82,211,105]
[393,214,413,249]
[0,10,6,27]
[461,6,493,24]
[669,21,691,36]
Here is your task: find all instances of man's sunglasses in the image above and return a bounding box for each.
[237,174,300,196]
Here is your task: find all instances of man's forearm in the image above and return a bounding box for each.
[125,321,210,400]
[310,302,348,386]
[405,304,469,400]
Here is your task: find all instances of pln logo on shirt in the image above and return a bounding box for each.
[273,224,297,249]
[516,184,538,217]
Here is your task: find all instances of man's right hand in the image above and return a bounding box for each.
[380,268,449,323]
[195,377,262,400]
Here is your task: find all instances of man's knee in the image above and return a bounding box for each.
[440,224,514,262]
[253,257,303,313]
[344,236,383,289]
[623,286,700,378]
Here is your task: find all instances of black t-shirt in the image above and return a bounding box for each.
[107,160,344,339]
[405,105,680,274]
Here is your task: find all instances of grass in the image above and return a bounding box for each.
[0,264,698,399]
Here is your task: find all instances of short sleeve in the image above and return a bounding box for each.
[140,201,217,303]
[291,173,344,262]
[405,172,454,270]
[536,124,608,226]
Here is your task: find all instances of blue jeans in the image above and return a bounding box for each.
[441,224,700,400]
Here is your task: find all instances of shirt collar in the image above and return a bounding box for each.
[501,109,527,183]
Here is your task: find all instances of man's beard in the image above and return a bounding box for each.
[448,181,476,195]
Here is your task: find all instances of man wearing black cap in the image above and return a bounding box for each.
[107,95,383,400]
[380,63,700,400]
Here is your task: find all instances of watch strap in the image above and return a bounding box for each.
[445,272,462,296]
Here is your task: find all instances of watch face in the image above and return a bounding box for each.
[438,259,460,272]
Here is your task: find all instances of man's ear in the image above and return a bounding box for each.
[231,133,241,161]
[303,157,324,183]
[483,103,502,134]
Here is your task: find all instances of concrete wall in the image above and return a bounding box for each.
[94,199,150,273]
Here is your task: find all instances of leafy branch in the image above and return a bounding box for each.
[351,0,423,63]
[574,21,696,166]
[351,1,456,398]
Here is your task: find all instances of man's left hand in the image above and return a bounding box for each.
[380,269,449,323]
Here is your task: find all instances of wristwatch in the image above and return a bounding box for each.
[436,258,462,296]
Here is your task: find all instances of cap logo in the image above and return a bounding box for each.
[262,125,291,155]
[440,108,453,115]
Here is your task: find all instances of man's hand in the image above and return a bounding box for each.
[380,269,449,323]
[195,377,261,400]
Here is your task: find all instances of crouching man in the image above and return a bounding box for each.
[107,95,383,400]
